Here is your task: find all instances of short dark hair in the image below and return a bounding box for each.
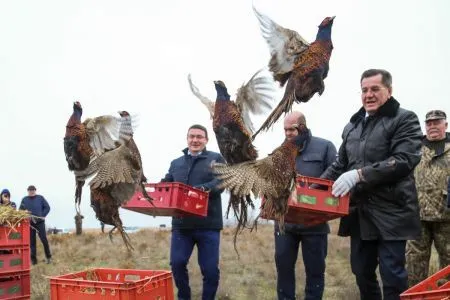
[360,69,392,89]
[188,124,208,139]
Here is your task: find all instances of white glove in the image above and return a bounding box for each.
[332,170,361,197]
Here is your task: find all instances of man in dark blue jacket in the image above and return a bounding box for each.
[19,185,52,265]
[275,112,337,300]
[162,124,225,300]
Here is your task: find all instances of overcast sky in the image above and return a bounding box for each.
[0,0,448,230]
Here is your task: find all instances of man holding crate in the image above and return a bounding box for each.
[275,111,337,300]
[161,124,225,300]
[321,69,423,299]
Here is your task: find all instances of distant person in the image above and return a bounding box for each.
[406,110,450,287]
[161,124,225,300]
[275,112,337,300]
[1,189,17,209]
[19,185,52,265]
[321,69,423,299]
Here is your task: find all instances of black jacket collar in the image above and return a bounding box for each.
[350,97,400,124]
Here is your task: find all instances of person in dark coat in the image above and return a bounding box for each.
[275,111,337,300]
[321,69,422,299]
[1,189,17,209]
[19,185,52,265]
[161,124,225,300]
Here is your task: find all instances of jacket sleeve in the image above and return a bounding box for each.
[321,128,350,180]
[160,162,174,182]
[325,141,338,169]
[360,111,422,185]
[19,199,25,211]
[42,196,50,217]
[197,154,226,194]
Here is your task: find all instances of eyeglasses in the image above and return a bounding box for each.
[187,134,206,140]
[2,195,10,198]
[361,86,387,95]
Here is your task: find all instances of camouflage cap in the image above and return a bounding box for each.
[425,110,447,122]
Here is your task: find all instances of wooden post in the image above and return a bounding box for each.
[75,213,84,235]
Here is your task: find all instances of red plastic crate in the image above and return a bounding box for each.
[50,268,174,300]
[0,246,30,275]
[401,265,450,300]
[261,176,349,225]
[0,220,30,247]
[122,182,209,217]
[0,270,31,300]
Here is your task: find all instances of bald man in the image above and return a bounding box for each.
[275,111,337,300]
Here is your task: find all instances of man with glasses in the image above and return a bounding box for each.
[406,110,450,287]
[161,124,225,300]
[321,69,423,299]
[19,185,52,265]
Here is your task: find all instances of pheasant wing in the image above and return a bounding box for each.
[76,145,137,189]
[253,5,310,79]
[235,69,275,133]
[213,152,286,199]
[85,115,134,156]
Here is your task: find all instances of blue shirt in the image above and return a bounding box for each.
[19,195,50,221]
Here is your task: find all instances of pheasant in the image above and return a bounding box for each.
[213,128,309,230]
[188,70,275,232]
[75,113,152,251]
[64,101,133,213]
[253,5,335,138]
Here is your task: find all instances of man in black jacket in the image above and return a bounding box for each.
[162,124,225,300]
[275,111,337,300]
[321,69,422,299]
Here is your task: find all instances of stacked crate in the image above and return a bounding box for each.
[0,219,31,299]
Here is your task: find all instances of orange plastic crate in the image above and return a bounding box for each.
[0,270,30,300]
[50,268,174,300]
[0,246,30,275]
[261,176,349,225]
[401,265,450,300]
[0,220,30,247]
[122,182,209,217]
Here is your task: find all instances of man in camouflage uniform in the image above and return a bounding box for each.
[406,109,450,287]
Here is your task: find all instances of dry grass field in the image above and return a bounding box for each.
[30,220,440,300]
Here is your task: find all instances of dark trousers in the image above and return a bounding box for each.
[30,221,51,263]
[350,234,408,300]
[275,231,328,300]
[170,229,220,300]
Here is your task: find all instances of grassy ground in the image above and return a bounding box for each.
[30,220,439,299]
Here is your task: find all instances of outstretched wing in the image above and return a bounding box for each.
[235,69,275,133]
[84,115,134,156]
[188,74,215,119]
[75,145,138,189]
[253,5,310,79]
[213,151,288,199]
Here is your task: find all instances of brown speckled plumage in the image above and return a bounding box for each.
[76,113,152,251]
[188,71,274,233]
[213,130,309,230]
[64,102,135,214]
[253,11,335,138]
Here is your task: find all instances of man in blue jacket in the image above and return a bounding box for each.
[275,111,337,300]
[161,124,225,300]
[19,185,52,265]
